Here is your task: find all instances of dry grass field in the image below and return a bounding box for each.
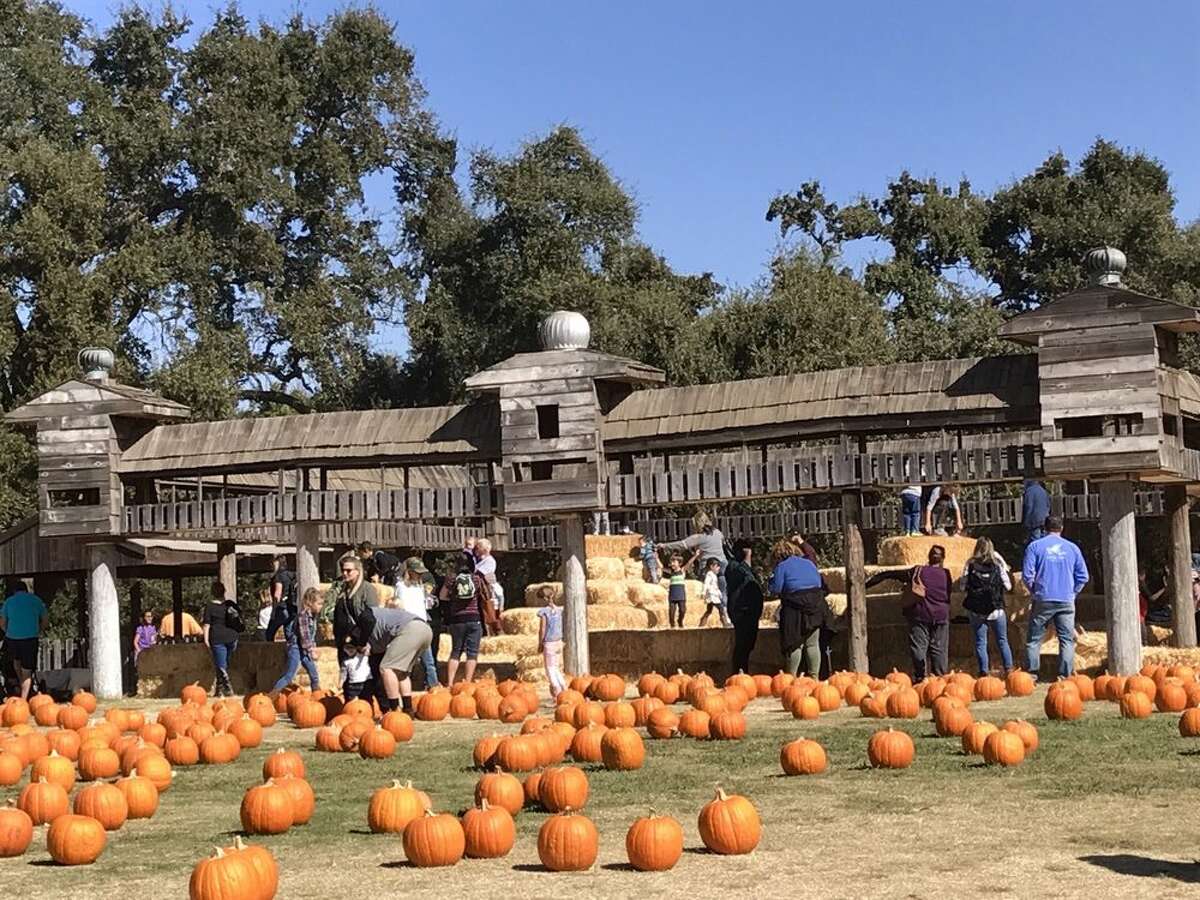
[3,685,1200,900]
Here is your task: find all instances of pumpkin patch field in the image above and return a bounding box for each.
[2,670,1200,899]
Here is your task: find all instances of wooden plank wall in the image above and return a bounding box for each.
[36,410,121,537]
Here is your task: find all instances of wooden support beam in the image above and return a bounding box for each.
[1166,484,1197,648]
[86,543,123,699]
[295,522,321,610]
[1100,480,1142,675]
[217,540,237,600]
[842,491,869,673]
[559,514,589,676]
[172,576,183,641]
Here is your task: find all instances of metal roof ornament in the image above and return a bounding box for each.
[1085,246,1127,287]
[78,347,115,383]
[539,310,591,351]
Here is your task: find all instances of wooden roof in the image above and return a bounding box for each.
[600,355,1039,448]
[119,403,498,475]
[6,379,191,423]
[998,285,1200,346]
[464,348,665,391]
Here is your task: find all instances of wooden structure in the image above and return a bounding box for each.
[4,247,1200,694]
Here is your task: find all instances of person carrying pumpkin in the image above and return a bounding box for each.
[767,539,827,678]
[867,545,953,681]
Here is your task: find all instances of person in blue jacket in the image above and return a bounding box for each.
[1022,516,1089,680]
[767,539,826,678]
[1021,479,1051,544]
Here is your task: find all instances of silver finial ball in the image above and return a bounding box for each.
[539,310,591,351]
[78,347,115,382]
[1085,246,1127,286]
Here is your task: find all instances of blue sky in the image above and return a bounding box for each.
[72,1,1199,346]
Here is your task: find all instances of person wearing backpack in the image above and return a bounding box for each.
[867,545,954,681]
[438,561,495,686]
[958,537,1013,676]
[201,581,245,697]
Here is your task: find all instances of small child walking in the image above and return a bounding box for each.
[536,586,566,698]
[667,556,687,628]
[640,535,660,584]
[698,557,731,627]
[341,650,372,699]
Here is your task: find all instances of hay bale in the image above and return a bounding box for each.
[877,534,976,575]
[524,583,561,607]
[825,592,848,617]
[627,582,668,605]
[819,566,900,595]
[500,607,540,636]
[588,605,654,630]
[519,667,548,683]
[516,654,545,674]
[623,559,645,580]
[642,602,669,628]
[480,634,539,658]
[585,535,641,558]
[587,579,628,605]
[761,600,780,623]
[586,557,627,580]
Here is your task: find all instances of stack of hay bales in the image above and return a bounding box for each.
[876,534,978,578]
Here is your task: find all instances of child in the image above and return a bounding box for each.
[271,587,322,692]
[341,649,372,700]
[640,535,660,584]
[667,556,687,628]
[698,557,731,627]
[536,586,566,699]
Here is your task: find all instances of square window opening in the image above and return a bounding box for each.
[536,404,560,439]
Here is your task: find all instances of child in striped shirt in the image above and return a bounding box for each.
[667,556,687,628]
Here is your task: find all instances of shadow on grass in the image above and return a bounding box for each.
[347,829,375,835]
[682,846,712,856]
[379,860,413,870]
[1177,749,1200,757]
[512,863,548,872]
[1079,854,1200,882]
[27,860,58,868]
[601,862,639,872]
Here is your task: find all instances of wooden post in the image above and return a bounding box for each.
[1099,480,1141,674]
[295,522,321,606]
[217,540,237,600]
[1165,484,1197,648]
[86,543,123,699]
[841,491,869,673]
[558,514,589,676]
[171,576,183,640]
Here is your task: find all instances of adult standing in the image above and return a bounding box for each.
[899,485,922,536]
[159,608,202,640]
[349,606,432,715]
[1,579,47,700]
[1022,516,1089,681]
[867,546,954,681]
[269,554,296,612]
[256,590,273,641]
[473,538,505,630]
[396,558,440,690]
[332,556,381,694]
[1021,479,1051,544]
[201,581,245,697]
[438,562,496,685]
[358,542,402,587]
[959,537,1014,675]
[726,542,764,675]
[923,485,963,536]
[767,540,826,678]
[787,533,819,564]
[660,520,729,603]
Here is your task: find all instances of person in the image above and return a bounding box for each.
[269,587,322,692]
[256,589,273,641]
[342,649,372,700]
[787,533,819,564]
[159,609,203,640]
[396,558,440,690]
[899,485,922,536]
[358,542,402,587]
[537,586,566,698]
[332,556,381,694]
[768,540,826,678]
[867,546,954,681]
[726,542,764,674]
[698,557,731,627]
[1022,516,1089,681]
[349,605,432,714]
[471,538,505,629]
[923,485,963,535]
[660,520,729,604]
[640,535,660,584]
[268,555,296,616]
[667,556,687,628]
[1,579,48,700]
[201,581,244,697]
[959,537,1013,675]
[1021,479,1051,544]
[438,561,496,685]
[132,609,158,662]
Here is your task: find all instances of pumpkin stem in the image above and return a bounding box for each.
[713,785,727,801]
[479,798,490,811]
[234,836,247,850]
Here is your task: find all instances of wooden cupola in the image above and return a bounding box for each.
[5,348,191,537]
[998,247,1200,480]
[464,311,665,516]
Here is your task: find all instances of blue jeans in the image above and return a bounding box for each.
[1025,601,1075,679]
[210,640,237,672]
[969,612,1014,674]
[901,494,921,533]
[419,646,439,689]
[273,643,320,692]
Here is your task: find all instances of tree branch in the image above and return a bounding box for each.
[237,388,312,413]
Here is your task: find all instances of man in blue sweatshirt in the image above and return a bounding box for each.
[1022,516,1089,680]
[1021,479,1051,544]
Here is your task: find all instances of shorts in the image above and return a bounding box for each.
[668,590,686,606]
[6,638,37,670]
[380,620,434,674]
[449,621,483,660]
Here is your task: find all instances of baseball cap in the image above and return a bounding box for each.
[404,557,429,574]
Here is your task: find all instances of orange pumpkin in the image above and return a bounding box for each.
[31,750,75,792]
[626,812,684,871]
[462,799,515,859]
[403,810,466,867]
[601,727,645,770]
[262,747,305,781]
[709,710,747,741]
[19,777,69,825]
[697,786,760,855]
[885,688,920,719]
[677,709,711,739]
[779,738,827,775]
[982,729,1026,766]
[537,811,599,871]
[1044,685,1083,721]
[240,780,294,835]
[0,800,33,857]
[961,720,999,755]
[78,746,120,782]
[165,736,200,767]
[867,728,915,769]
[368,780,431,833]
[380,710,415,742]
[274,775,315,826]
[117,773,160,819]
[73,782,129,831]
[358,727,397,760]
[415,692,451,722]
[646,707,679,739]
[474,771,524,816]
[46,813,106,865]
[1119,690,1153,719]
[568,723,608,763]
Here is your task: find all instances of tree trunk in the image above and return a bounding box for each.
[1165,484,1197,648]
[559,514,589,676]
[841,491,869,673]
[87,543,123,699]
[1100,480,1141,675]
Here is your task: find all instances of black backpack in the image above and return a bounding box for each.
[963,561,1005,614]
